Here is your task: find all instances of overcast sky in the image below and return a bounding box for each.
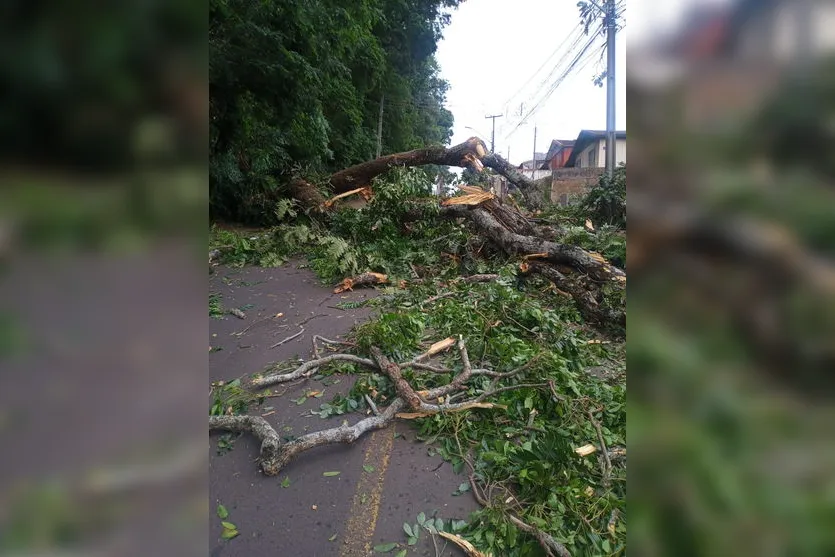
[435,0,699,165]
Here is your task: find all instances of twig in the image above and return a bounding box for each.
[297,313,328,327]
[232,313,277,336]
[423,291,456,304]
[587,410,612,483]
[251,353,376,388]
[467,473,571,557]
[270,328,304,349]
[364,394,380,416]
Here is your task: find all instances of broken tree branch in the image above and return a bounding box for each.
[334,272,388,293]
[370,346,423,411]
[250,353,376,389]
[211,340,546,475]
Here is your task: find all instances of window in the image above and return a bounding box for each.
[588,146,597,167]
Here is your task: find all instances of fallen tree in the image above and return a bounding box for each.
[289,137,543,210]
[283,141,626,332]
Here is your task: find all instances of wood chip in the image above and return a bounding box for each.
[322,186,371,208]
[574,443,597,457]
[437,531,493,557]
[425,336,456,357]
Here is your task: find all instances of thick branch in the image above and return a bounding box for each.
[370,347,423,411]
[210,415,281,474]
[210,342,544,475]
[521,261,625,328]
[329,137,487,194]
[441,205,625,284]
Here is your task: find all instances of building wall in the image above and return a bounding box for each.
[549,167,605,205]
[547,147,574,169]
[576,139,626,168]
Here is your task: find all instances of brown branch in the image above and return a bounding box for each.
[441,205,624,284]
[212,341,549,475]
[370,346,423,411]
[521,261,625,329]
[466,475,571,557]
[587,410,612,485]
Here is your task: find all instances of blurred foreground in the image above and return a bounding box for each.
[629,0,835,554]
[0,2,206,556]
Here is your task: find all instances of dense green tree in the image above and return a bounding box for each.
[210,0,461,223]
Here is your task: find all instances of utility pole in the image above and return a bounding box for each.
[376,94,385,159]
[604,0,616,177]
[532,125,537,179]
[485,114,503,153]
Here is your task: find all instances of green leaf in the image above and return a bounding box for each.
[221,521,237,530]
[363,464,376,473]
[403,523,413,537]
[416,512,426,525]
[395,550,408,557]
[458,482,470,493]
[323,471,341,477]
[216,504,228,519]
[407,536,418,545]
[221,528,239,540]
[329,533,338,542]
[434,518,444,532]
[281,476,291,488]
[373,542,398,552]
[602,539,611,553]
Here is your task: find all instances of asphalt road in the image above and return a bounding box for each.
[209,261,478,557]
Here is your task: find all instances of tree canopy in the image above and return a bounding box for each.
[209,0,462,223]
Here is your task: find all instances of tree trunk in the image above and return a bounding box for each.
[288,137,554,211]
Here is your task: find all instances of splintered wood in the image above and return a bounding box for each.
[438,532,493,557]
[323,186,373,209]
[574,443,597,457]
[424,336,456,357]
[441,185,495,207]
[333,272,388,293]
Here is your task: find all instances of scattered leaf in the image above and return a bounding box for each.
[373,542,399,552]
[221,528,239,540]
[329,533,338,542]
[281,476,291,488]
[216,504,228,519]
[323,471,341,477]
[221,521,236,530]
[363,464,376,473]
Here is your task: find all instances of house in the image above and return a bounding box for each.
[539,139,576,170]
[517,152,548,170]
[565,130,626,169]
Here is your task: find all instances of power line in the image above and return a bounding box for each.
[503,30,587,121]
[499,25,585,110]
[504,24,605,139]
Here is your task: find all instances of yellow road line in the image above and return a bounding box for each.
[339,426,395,557]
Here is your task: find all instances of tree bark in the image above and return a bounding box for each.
[288,137,555,211]
[441,205,625,285]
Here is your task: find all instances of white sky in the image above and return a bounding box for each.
[435,0,698,165]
